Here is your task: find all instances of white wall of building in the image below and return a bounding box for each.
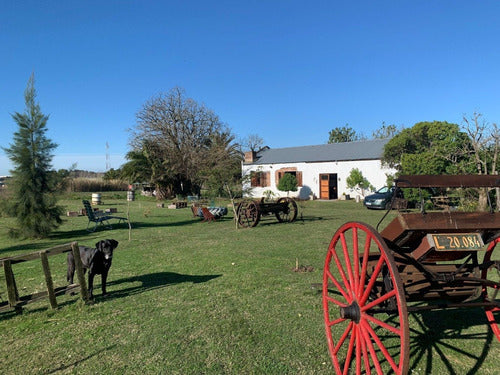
[242,160,395,200]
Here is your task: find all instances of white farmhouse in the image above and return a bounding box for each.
[242,139,396,200]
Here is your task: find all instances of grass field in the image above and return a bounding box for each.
[0,193,498,374]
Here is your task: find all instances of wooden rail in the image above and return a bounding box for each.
[0,242,89,313]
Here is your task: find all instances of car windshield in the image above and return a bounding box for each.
[376,187,390,194]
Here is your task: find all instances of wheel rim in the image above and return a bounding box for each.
[322,221,409,375]
[275,198,298,223]
[482,238,500,341]
[237,201,260,228]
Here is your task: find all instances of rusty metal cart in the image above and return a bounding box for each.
[322,175,500,374]
[236,197,298,228]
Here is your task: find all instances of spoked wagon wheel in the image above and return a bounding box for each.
[482,238,500,341]
[322,221,409,375]
[275,197,298,223]
[236,200,260,228]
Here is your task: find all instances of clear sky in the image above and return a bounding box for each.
[1,1,500,175]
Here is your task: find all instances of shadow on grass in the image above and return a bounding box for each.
[0,219,200,255]
[104,271,222,300]
[44,344,117,374]
[322,289,495,373]
[408,308,495,375]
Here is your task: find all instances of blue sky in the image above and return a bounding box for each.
[1,1,500,175]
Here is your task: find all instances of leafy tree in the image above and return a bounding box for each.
[2,74,63,238]
[328,125,360,143]
[382,121,471,175]
[130,87,237,197]
[199,131,243,223]
[346,168,374,197]
[277,173,298,196]
[372,123,399,139]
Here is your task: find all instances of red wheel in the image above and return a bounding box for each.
[236,200,260,228]
[322,222,409,375]
[482,238,500,341]
[275,197,298,223]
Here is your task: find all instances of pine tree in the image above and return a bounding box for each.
[3,74,62,238]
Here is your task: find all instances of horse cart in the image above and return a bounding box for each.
[322,175,500,374]
[236,197,298,228]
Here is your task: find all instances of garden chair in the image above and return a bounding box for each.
[82,200,127,232]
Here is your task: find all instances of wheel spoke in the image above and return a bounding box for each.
[340,232,356,296]
[331,248,354,300]
[325,295,348,307]
[358,234,372,298]
[360,256,385,305]
[326,268,350,301]
[328,316,346,327]
[355,325,362,375]
[352,227,360,293]
[363,313,401,336]
[362,320,399,374]
[361,289,397,312]
[333,321,353,355]
[360,323,383,374]
[343,325,356,375]
[360,325,372,375]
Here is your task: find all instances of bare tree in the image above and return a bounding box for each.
[130,87,234,197]
[462,112,500,210]
[241,133,264,152]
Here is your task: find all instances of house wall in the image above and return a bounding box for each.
[242,160,395,200]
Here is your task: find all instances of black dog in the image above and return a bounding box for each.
[67,239,119,298]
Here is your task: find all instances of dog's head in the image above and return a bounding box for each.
[96,239,119,260]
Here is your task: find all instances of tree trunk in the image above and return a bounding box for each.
[478,189,488,212]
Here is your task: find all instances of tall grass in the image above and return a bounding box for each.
[66,178,128,192]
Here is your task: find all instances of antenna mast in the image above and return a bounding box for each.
[106,142,110,171]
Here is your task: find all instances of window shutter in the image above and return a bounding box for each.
[296,171,303,186]
[251,172,258,187]
[264,172,270,186]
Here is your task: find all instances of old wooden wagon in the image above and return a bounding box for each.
[322,175,500,374]
[236,197,298,228]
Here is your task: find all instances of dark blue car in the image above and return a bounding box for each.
[363,186,398,210]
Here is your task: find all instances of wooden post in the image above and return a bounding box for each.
[71,242,89,302]
[40,251,58,309]
[3,260,19,308]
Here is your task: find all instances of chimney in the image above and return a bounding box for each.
[244,151,256,163]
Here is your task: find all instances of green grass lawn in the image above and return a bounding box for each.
[0,194,498,374]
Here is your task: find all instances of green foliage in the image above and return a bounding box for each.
[328,125,360,143]
[2,74,63,238]
[277,173,298,194]
[346,168,374,196]
[382,121,472,175]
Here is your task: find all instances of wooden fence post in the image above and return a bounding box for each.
[71,242,89,302]
[40,251,58,309]
[3,259,19,308]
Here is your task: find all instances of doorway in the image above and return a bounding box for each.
[319,173,338,200]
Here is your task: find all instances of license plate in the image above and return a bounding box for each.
[428,233,484,251]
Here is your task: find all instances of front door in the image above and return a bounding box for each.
[319,174,338,200]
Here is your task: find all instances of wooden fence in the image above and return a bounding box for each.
[0,242,89,313]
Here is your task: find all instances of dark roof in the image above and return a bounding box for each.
[247,139,389,165]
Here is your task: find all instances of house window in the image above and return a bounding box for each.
[276,168,303,187]
[251,171,270,187]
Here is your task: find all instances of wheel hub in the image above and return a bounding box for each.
[339,301,361,323]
